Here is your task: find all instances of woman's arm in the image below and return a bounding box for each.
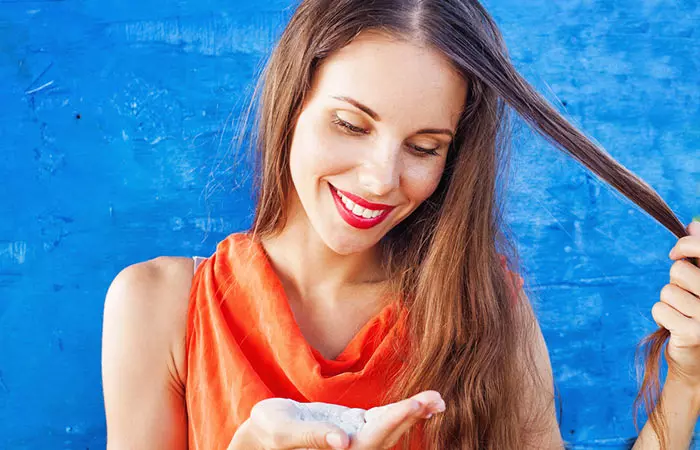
[631,221,700,449]
[632,376,700,449]
[101,257,192,449]
[518,293,565,450]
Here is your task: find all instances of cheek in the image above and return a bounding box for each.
[290,114,357,178]
[402,161,445,203]
[289,116,324,181]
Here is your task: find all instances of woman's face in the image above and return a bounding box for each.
[288,31,467,255]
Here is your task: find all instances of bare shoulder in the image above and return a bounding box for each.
[127,256,193,295]
[109,255,194,294]
[102,256,194,449]
[103,256,195,385]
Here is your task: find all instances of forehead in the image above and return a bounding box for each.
[310,31,468,129]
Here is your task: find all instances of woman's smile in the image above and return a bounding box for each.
[329,183,395,229]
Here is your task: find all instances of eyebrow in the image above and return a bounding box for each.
[331,95,455,138]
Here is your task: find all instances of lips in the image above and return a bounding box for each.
[329,184,395,230]
[334,186,393,210]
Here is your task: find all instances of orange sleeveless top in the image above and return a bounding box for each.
[185,232,523,449]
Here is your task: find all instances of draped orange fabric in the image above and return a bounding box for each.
[185,232,524,449]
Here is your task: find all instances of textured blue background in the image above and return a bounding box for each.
[0,0,698,448]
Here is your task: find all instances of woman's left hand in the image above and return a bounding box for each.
[652,220,700,387]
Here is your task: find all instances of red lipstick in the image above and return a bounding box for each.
[329,184,394,230]
[334,186,392,210]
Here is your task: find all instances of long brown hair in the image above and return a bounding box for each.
[238,0,686,447]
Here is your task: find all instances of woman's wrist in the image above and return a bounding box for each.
[633,374,699,449]
[663,373,700,418]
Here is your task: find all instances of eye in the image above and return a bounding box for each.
[332,115,369,135]
[332,114,441,157]
[409,144,440,157]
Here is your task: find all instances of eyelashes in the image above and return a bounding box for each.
[331,115,370,135]
[331,114,440,156]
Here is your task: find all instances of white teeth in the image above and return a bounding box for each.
[335,188,386,219]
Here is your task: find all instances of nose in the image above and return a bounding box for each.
[357,141,402,198]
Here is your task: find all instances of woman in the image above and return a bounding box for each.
[101,0,700,448]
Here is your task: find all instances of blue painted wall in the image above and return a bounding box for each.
[0,0,697,448]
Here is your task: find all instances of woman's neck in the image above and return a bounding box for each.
[259,216,388,308]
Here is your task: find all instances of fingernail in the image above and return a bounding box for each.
[428,400,446,412]
[326,432,344,448]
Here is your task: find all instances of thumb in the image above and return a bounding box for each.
[276,421,349,449]
[688,217,700,236]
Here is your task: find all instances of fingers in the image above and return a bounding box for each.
[670,225,700,269]
[249,399,350,449]
[378,403,425,448]
[381,393,446,446]
[356,398,422,445]
[688,220,700,236]
[668,225,700,295]
[669,260,700,298]
[670,235,700,260]
[356,391,445,448]
[660,284,700,319]
[258,421,349,449]
[652,301,700,347]
[408,390,445,408]
[246,394,446,450]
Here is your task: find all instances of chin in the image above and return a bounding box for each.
[317,226,382,256]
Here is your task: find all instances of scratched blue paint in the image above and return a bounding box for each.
[0,0,698,448]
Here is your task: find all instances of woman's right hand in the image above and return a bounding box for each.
[228,390,446,449]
